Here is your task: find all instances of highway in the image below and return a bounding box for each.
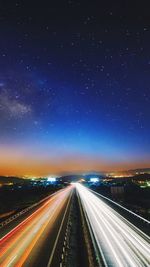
[76,183,150,267]
[0,185,73,267]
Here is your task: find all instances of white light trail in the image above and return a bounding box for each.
[76,183,150,267]
[90,189,150,224]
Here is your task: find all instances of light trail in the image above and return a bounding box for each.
[90,188,150,224]
[0,186,73,266]
[0,189,64,230]
[76,183,150,267]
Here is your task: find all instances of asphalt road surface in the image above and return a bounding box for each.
[0,185,73,267]
[76,183,150,267]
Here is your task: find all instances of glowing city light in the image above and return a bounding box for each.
[90,177,99,183]
[47,177,56,182]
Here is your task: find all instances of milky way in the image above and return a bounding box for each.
[0,1,150,175]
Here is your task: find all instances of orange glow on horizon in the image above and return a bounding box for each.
[0,146,150,177]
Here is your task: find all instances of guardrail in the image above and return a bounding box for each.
[0,189,64,229]
[89,188,150,224]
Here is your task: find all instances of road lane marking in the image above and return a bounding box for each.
[47,189,73,267]
[0,189,69,243]
[7,255,17,267]
[0,188,72,266]
[76,183,150,267]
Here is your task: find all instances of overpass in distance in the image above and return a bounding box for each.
[0,183,149,267]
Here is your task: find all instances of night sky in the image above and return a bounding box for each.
[0,1,150,176]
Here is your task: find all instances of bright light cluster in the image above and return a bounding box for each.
[47,177,56,182]
[90,177,99,183]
